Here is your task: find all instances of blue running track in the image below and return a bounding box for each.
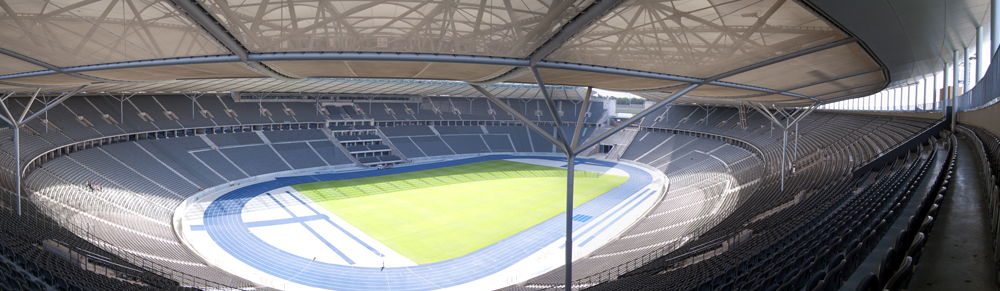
[200,155,654,290]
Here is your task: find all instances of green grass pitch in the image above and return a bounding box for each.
[291,159,628,264]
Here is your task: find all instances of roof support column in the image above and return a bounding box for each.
[953,51,960,130]
[965,47,972,96]
[978,26,985,80]
[0,85,86,216]
[471,82,698,290]
[874,92,878,111]
[877,91,881,111]
[183,92,205,120]
[994,0,999,57]
[889,86,894,111]
[889,87,894,111]
[932,71,937,111]
[573,84,701,156]
[469,85,565,153]
[904,83,909,111]
[571,87,593,148]
[748,103,816,190]
[896,86,901,111]
[893,88,897,110]
[527,67,577,291]
[923,76,929,111]
[106,92,137,124]
[530,67,571,151]
[884,91,887,111]
[943,63,949,114]
[903,84,908,111]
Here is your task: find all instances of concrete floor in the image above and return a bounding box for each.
[909,134,998,291]
[841,145,945,290]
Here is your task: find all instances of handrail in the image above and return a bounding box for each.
[958,45,1000,111]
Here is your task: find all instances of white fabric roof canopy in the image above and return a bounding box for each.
[0,0,890,106]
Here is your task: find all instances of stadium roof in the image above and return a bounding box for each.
[0,0,989,106]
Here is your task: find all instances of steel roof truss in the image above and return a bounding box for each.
[574,83,700,156]
[469,84,567,153]
[529,0,628,65]
[530,66,571,150]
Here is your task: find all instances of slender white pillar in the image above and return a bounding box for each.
[877,92,882,110]
[978,26,985,80]
[901,86,905,111]
[904,83,910,111]
[953,51,961,128]
[900,85,905,111]
[14,126,19,215]
[933,71,939,111]
[885,87,899,111]
[993,0,999,57]
[923,76,930,111]
[887,88,893,111]
[965,47,972,94]
[878,91,882,111]
[954,51,960,100]
[893,88,897,111]
[944,62,950,115]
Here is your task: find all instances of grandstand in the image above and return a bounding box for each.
[0,1,998,291]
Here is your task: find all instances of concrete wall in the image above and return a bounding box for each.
[958,101,1000,138]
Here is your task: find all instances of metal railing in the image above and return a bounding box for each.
[532,127,767,291]
[958,50,1000,111]
[0,188,248,290]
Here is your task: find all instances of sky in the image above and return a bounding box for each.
[593,88,641,99]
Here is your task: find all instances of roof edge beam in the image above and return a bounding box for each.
[249,52,530,66]
[0,47,165,84]
[467,67,531,86]
[535,61,704,84]
[0,47,62,72]
[707,38,857,82]
[0,52,837,102]
[707,81,819,102]
[818,88,883,101]
[778,68,884,92]
[0,80,90,88]
[528,0,628,66]
[811,81,884,98]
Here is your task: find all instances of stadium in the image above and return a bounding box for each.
[0,0,998,291]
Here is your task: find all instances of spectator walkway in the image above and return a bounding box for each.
[909,135,998,291]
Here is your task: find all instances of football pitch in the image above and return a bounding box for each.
[291,159,629,264]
